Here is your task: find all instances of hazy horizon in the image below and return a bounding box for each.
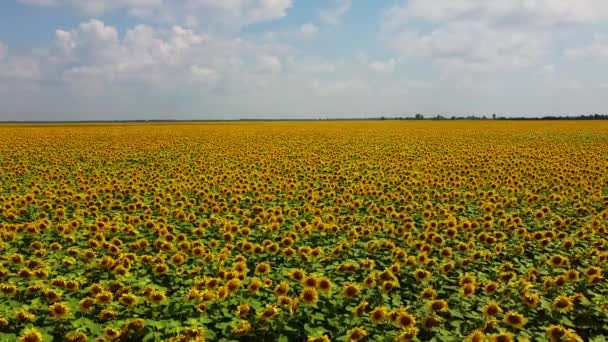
[2,1,608,121]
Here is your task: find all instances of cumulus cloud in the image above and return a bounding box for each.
[298,23,319,39]
[319,0,352,25]
[0,42,6,60]
[311,78,367,95]
[565,34,608,60]
[0,42,40,81]
[385,0,608,28]
[19,0,293,28]
[369,58,397,72]
[381,0,595,73]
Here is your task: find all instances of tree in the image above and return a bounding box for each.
[415,113,424,120]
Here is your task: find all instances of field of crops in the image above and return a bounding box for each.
[0,121,607,342]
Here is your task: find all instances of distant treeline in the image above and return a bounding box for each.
[377,113,608,121]
[1,114,607,123]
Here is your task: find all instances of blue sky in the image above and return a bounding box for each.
[1,0,608,120]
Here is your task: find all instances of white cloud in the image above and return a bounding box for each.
[387,23,547,72]
[311,78,367,95]
[19,0,293,28]
[385,0,608,28]
[53,19,213,85]
[319,0,352,25]
[370,58,397,72]
[565,34,608,60]
[0,42,40,81]
[256,54,282,73]
[0,42,6,60]
[383,1,567,73]
[298,23,320,39]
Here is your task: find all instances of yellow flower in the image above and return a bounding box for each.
[300,287,319,305]
[503,311,527,329]
[18,327,43,342]
[482,301,502,318]
[464,329,485,342]
[258,304,279,321]
[49,302,70,320]
[231,320,252,336]
[428,299,449,312]
[394,327,419,341]
[346,327,368,342]
[369,306,388,324]
[307,335,331,342]
[489,332,514,342]
[342,283,361,299]
[552,295,574,313]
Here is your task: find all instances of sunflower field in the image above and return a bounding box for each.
[0,121,607,342]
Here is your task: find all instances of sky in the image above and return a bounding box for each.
[1,0,608,120]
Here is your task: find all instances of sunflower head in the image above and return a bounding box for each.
[346,327,368,342]
[503,311,527,329]
[49,302,70,320]
[18,327,44,342]
[369,306,388,325]
[552,295,574,313]
[482,301,502,318]
[300,287,319,305]
[342,283,361,299]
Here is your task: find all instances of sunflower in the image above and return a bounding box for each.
[231,320,252,336]
[464,329,485,342]
[302,275,318,288]
[248,278,262,294]
[346,327,368,342]
[565,270,580,282]
[552,295,574,313]
[545,325,567,342]
[488,332,514,342]
[48,302,70,319]
[317,277,333,292]
[307,335,331,342]
[236,303,251,317]
[461,283,476,297]
[503,311,527,329]
[342,283,361,299]
[363,275,376,288]
[369,306,388,325]
[277,295,292,307]
[422,314,442,330]
[149,290,167,304]
[300,287,319,305]
[65,331,88,342]
[79,297,95,312]
[394,327,419,342]
[18,327,44,342]
[413,269,431,282]
[118,293,137,308]
[420,287,437,300]
[274,281,290,296]
[226,278,242,294]
[254,262,271,274]
[353,300,369,318]
[392,310,416,329]
[428,299,449,312]
[482,301,502,318]
[258,304,279,321]
[289,268,306,281]
[125,318,145,331]
[104,327,121,341]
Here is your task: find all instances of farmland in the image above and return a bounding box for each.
[0,121,607,342]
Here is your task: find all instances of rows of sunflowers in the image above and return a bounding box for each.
[0,121,607,342]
